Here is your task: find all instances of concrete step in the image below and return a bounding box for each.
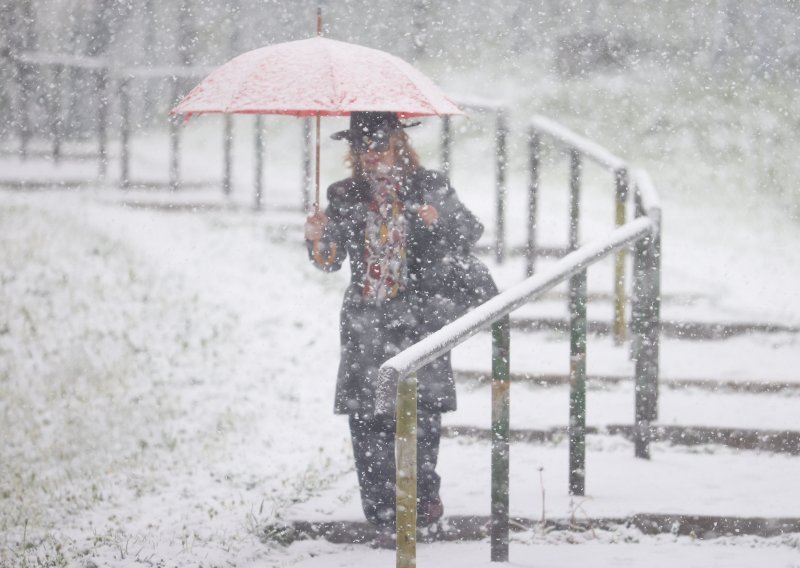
[287,513,800,545]
[455,370,800,394]
[508,316,800,340]
[442,425,800,455]
[445,380,799,433]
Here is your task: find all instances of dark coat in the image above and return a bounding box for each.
[307,168,497,417]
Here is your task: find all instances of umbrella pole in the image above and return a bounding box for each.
[314,113,321,213]
[311,112,338,266]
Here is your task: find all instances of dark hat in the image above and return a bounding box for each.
[331,111,420,152]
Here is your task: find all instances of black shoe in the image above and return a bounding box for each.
[370,529,396,549]
[417,496,444,527]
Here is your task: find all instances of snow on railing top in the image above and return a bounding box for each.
[633,168,661,223]
[11,51,109,70]
[375,216,654,414]
[450,94,507,114]
[530,114,626,171]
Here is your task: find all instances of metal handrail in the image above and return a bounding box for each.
[377,217,652,385]
[379,123,662,565]
[527,115,631,344]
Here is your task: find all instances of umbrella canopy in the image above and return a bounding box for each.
[170,36,463,118]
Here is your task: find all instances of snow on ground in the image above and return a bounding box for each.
[1,112,799,566]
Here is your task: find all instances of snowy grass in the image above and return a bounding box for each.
[0,194,355,566]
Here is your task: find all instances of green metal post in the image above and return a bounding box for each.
[632,193,661,459]
[568,149,581,251]
[491,317,510,562]
[613,168,629,345]
[396,372,417,568]
[526,129,540,277]
[568,268,587,496]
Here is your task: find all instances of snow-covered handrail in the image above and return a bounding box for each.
[530,114,626,171]
[377,216,653,400]
[380,214,659,567]
[633,168,661,223]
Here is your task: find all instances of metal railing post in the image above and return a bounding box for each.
[223,115,233,195]
[15,59,31,160]
[632,189,661,459]
[254,115,264,210]
[396,372,417,568]
[119,77,131,189]
[441,114,451,177]
[569,149,582,251]
[495,110,508,264]
[96,68,109,179]
[526,129,540,277]
[51,63,64,164]
[568,268,588,495]
[613,168,629,345]
[302,118,312,213]
[490,317,510,562]
[169,77,180,191]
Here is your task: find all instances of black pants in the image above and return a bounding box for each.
[348,410,442,529]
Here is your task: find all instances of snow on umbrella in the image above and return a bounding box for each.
[170,36,463,119]
[170,34,462,265]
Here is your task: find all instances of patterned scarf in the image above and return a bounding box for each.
[362,170,408,303]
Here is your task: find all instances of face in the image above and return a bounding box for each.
[356,134,397,176]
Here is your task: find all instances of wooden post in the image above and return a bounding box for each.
[495,110,508,264]
[96,67,109,178]
[526,129,541,277]
[16,60,31,160]
[396,372,417,568]
[441,114,451,177]
[568,268,588,495]
[613,168,629,345]
[119,77,130,189]
[254,115,264,210]
[169,77,180,191]
[51,63,64,164]
[223,114,233,195]
[490,317,510,562]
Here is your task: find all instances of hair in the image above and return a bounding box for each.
[346,129,421,179]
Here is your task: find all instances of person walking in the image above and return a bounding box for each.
[304,111,496,536]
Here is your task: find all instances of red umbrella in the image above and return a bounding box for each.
[170,35,462,205]
[170,36,462,119]
[171,23,462,265]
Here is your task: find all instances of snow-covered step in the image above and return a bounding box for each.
[445,381,800,433]
[286,436,800,525]
[451,330,800,387]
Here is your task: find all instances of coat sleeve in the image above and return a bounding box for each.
[305,182,350,272]
[421,172,484,254]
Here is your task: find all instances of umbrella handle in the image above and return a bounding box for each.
[312,239,338,267]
